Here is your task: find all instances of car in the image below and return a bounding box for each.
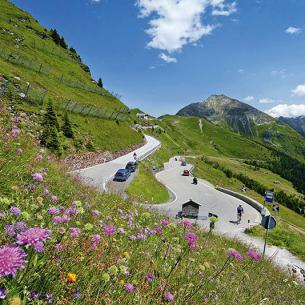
[181,161,187,166]
[125,161,138,172]
[182,169,190,176]
[113,169,131,182]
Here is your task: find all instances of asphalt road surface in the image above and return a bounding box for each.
[74,135,160,192]
[150,157,305,276]
[153,157,261,234]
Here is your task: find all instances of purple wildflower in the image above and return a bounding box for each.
[228,248,244,262]
[48,207,59,215]
[137,233,147,240]
[124,283,134,293]
[55,243,63,252]
[61,215,70,223]
[45,294,53,304]
[0,287,6,299]
[161,218,170,226]
[103,225,116,236]
[69,227,81,238]
[155,226,163,234]
[32,173,43,182]
[37,155,43,161]
[17,227,51,252]
[16,148,23,154]
[29,291,40,299]
[92,210,101,217]
[0,245,27,277]
[164,292,174,302]
[247,249,262,262]
[44,188,49,196]
[145,272,155,283]
[91,234,101,249]
[182,219,193,228]
[11,128,21,137]
[184,232,198,247]
[10,207,21,216]
[129,235,136,241]
[52,216,63,224]
[51,195,58,202]
[5,225,16,237]
[47,155,51,161]
[65,208,76,217]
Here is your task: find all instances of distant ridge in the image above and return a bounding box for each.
[177,94,273,136]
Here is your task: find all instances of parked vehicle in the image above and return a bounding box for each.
[125,161,138,172]
[182,169,190,176]
[113,169,131,182]
[181,161,187,166]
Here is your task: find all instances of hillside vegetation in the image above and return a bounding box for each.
[1,99,305,304]
[0,0,143,155]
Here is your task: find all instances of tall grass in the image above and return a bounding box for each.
[0,101,305,304]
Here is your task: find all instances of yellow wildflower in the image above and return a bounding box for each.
[67,272,77,283]
[9,296,22,305]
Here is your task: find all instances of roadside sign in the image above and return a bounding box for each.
[261,215,277,257]
[264,191,274,203]
[261,215,276,230]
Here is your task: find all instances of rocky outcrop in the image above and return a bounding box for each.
[177,95,273,136]
[63,142,145,171]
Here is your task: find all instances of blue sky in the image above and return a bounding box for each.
[11,0,305,117]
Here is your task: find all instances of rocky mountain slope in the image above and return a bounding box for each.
[279,116,305,137]
[177,94,273,136]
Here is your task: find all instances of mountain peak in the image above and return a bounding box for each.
[177,95,273,136]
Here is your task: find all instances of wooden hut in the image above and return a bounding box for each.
[182,199,201,219]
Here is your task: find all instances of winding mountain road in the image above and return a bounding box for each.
[153,157,261,234]
[77,139,305,277]
[74,135,160,191]
[151,157,305,276]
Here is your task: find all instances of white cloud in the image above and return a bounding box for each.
[159,53,177,63]
[237,68,244,74]
[266,104,305,118]
[259,98,274,104]
[244,96,254,102]
[136,0,236,53]
[271,69,286,79]
[285,26,302,35]
[292,84,305,97]
[211,1,237,16]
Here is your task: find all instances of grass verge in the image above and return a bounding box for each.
[127,163,170,204]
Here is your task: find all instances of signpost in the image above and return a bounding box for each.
[264,191,274,203]
[261,215,276,257]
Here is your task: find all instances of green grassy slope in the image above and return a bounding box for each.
[157,115,273,161]
[127,163,170,204]
[1,100,305,304]
[0,0,143,155]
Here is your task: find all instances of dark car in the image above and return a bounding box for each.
[181,161,187,166]
[125,161,138,173]
[114,169,131,182]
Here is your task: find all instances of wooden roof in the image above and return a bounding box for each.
[182,199,201,208]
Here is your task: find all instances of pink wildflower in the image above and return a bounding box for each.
[103,225,116,236]
[32,173,43,182]
[0,245,27,278]
[124,283,134,293]
[228,248,243,261]
[164,292,174,302]
[17,227,51,252]
[247,249,262,262]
